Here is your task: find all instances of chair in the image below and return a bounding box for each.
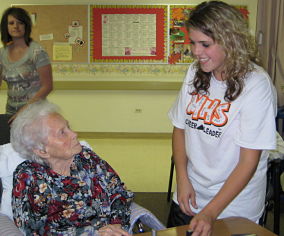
[258,159,277,227]
[276,105,284,137]
[0,200,164,235]
[0,114,11,145]
[0,142,166,234]
[0,178,23,236]
[167,156,174,202]
[266,132,284,235]
[0,176,2,203]
[0,177,164,235]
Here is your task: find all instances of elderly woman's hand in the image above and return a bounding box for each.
[98,224,131,236]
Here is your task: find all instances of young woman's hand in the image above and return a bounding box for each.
[8,105,26,124]
[177,177,197,216]
[98,224,131,236]
[189,211,215,236]
[8,114,16,124]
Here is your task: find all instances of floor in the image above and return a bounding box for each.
[134,192,284,236]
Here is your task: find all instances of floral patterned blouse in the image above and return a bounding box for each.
[12,146,134,236]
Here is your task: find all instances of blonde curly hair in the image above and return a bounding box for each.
[186,1,260,101]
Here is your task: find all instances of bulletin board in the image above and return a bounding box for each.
[15,5,89,63]
[11,3,254,89]
[169,5,249,64]
[90,5,167,63]
[169,5,195,64]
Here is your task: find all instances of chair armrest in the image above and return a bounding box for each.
[129,202,165,233]
[0,213,23,236]
[0,203,165,235]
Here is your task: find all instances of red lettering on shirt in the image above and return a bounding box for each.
[186,93,230,127]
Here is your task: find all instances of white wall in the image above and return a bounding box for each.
[0,0,258,134]
[0,0,259,192]
[0,88,179,133]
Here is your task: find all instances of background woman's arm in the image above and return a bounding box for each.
[29,63,53,103]
[8,64,53,123]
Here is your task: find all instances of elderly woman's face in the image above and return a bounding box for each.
[43,113,82,161]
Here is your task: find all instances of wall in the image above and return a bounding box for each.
[0,0,258,134]
[0,0,258,192]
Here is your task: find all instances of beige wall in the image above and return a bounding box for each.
[0,0,258,192]
[0,0,258,134]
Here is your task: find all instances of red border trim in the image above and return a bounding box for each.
[92,7,165,61]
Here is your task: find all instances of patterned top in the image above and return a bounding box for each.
[0,41,50,115]
[12,146,134,236]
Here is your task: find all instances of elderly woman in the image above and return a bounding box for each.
[10,100,134,236]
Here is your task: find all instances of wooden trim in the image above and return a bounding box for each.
[54,81,182,90]
[77,132,172,139]
[1,81,182,90]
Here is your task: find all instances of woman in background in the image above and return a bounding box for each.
[0,7,52,144]
[167,1,276,236]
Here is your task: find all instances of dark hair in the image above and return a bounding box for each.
[0,7,32,46]
[186,1,259,101]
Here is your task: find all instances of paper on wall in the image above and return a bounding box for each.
[53,42,72,61]
[68,25,83,44]
[39,33,54,41]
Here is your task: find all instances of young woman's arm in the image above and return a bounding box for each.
[189,147,261,236]
[173,127,198,216]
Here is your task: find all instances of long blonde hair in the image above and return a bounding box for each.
[186,1,260,101]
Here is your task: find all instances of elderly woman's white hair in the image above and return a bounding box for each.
[10,99,60,165]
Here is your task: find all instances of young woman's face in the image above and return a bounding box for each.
[189,28,226,80]
[7,15,25,39]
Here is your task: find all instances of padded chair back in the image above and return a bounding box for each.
[0,114,11,145]
[0,178,2,204]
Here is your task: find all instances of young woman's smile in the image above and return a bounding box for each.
[189,28,226,80]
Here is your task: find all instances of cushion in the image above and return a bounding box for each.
[0,141,92,220]
[129,202,165,233]
[0,213,23,236]
[0,143,25,219]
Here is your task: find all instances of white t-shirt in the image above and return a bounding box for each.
[168,62,277,222]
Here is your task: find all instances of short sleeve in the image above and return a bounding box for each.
[32,42,50,69]
[235,71,277,150]
[168,63,196,129]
